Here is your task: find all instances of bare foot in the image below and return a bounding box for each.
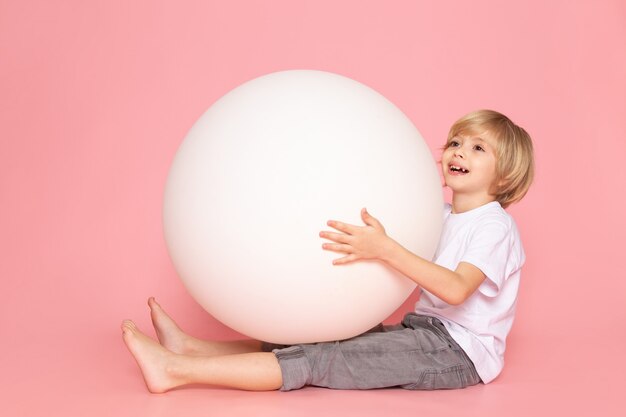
[148,297,192,354]
[121,320,182,393]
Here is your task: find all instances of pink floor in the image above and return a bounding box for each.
[2,1,626,416]
[3,298,623,416]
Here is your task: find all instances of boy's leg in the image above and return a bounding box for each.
[121,320,282,392]
[270,314,480,391]
[148,297,263,356]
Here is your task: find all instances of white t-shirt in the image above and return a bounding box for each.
[414,201,525,383]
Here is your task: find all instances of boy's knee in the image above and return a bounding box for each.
[272,345,313,391]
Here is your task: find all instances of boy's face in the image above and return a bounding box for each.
[441,133,498,198]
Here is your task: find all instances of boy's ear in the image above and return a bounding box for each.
[492,174,507,188]
[488,179,504,196]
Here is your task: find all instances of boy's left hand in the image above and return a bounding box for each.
[320,208,392,265]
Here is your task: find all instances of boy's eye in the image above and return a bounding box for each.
[474,145,484,151]
[448,141,460,147]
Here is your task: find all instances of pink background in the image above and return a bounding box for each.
[1,0,625,416]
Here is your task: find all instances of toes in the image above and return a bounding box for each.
[148,297,160,311]
[122,319,137,333]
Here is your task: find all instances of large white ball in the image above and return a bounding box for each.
[163,70,442,344]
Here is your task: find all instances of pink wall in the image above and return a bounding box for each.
[1,1,625,415]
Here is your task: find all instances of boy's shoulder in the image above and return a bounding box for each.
[444,201,511,221]
[479,202,513,223]
[444,201,518,235]
[478,202,518,232]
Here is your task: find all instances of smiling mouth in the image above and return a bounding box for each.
[449,165,469,174]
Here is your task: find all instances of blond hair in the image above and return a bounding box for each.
[446,109,535,208]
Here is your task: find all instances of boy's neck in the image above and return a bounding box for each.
[451,193,497,214]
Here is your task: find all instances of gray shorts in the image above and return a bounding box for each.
[262,313,481,391]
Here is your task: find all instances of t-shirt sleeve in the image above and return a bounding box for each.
[459,221,512,297]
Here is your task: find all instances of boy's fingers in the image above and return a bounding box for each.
[319,231,351,243]
[361,208,375,224]
[327,220,357,234]
[322,243,352,253]
[362,208,382,228]
[332,254,358,265]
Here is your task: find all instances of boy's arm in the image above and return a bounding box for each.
[381,243,486,305]
[320,208,486,306]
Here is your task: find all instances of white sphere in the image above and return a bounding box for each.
[163,70,442,344]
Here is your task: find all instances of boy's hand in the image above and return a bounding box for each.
[320,208,393,265]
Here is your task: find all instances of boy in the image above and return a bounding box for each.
[121,109,534,392]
